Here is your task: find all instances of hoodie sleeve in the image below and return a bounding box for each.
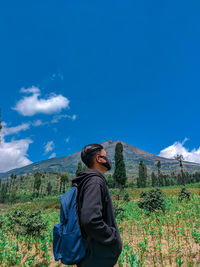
[80,177,117,245]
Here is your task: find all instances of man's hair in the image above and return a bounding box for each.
[81,144,104,168]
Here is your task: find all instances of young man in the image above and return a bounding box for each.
[72,144,122,267]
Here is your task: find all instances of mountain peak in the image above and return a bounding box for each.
[1,139,200,179]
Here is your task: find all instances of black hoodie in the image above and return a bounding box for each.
[72,169,122,267]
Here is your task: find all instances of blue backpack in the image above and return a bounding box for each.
[53,184,86,265]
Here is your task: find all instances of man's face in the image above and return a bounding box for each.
[94,148,112,171]
[96,149,107,166]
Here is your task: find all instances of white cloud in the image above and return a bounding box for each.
[32,119,44,127]
[44,141,55,153]
[65,137,70,143]
[20,86,40,94]
[0,138,33,173]
[72,114,77,120]
[0,122,33,172]
[51,114,77,123]
[1,121,30,137]
[0,119,46,141]
[12,86,70,116]
[51,73,64,81]
[159,138,200,164]
[48,152,56,159]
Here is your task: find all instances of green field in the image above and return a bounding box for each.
[0,184,200,267]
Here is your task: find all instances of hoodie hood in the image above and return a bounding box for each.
[72,168,108,187]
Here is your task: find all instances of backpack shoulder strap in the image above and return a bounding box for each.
[60,186,77,223]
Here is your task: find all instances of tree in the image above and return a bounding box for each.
[33,172,42,195]
[47,181,52,196]
[156,161,162,186]
[106,174,115,188]
[175,154,184,171]
[75,161,87,176]
[60,172,69,193]
[164,174,170,186]
[76,161,83,176]
[113,142,127,190]
[10,173,17,189]
[151,171,157,187]
[0,182,8,203]
[137,160,147,188]
[19,175,24,188]
[177,173,182,186]
[0,108,2,143]
[175,154,185,185]
[9,189,18,204]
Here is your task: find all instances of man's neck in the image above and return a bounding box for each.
[90,166,105,175]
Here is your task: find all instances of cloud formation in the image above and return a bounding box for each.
[1,121,30,137]
[159,138,200,164]
[12,86,70,116]
[51,114,77,123]
[0,138,33,172]
[65,137,70,143]
[48,152,56,159]
[20,86,40,94]
[0,122,33,172]
[44,141,55,153]
[32,119,44,127]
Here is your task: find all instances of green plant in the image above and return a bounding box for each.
[123,192,130,202]
[178,188,191,201]
[0,214,4,228]
[7,209,48,237]
[137,189,165,213]
[113,201,125,220]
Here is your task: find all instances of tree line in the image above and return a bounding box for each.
[0,107,199,204]
[0,142,128,203]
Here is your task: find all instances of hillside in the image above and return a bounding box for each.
[1,140,200,179]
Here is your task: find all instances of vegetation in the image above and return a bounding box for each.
[0,185,200,266]
[0,142,200,266]
[113,142,127,189]
[33,172,42,196]
[75,161,83,176]
[178,187,191,201]
[107,173,115,188]
[59,172,69,193]
[46,181,52,196]
[1,140,200,179]
[1,143,200,204]
[137,160,147,188]
[151,171,157,187]
[0,107,2,143]
[137,188,165,214]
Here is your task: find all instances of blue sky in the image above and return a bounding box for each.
[0,0,200,172]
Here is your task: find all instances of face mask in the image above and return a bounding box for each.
[99,155,112,170]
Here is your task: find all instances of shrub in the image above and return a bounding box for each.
[113,201,125,220]
[123,192,130,202]
[113,193,120,201]
[0,214,4,228]
[137,188,165,213]
[178,188,191,201]
[107,174,115,188]
[9,189,19,204]
[7,209,48,237]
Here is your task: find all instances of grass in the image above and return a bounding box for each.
[0,185,200,266]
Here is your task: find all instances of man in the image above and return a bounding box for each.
[72,144,122,267]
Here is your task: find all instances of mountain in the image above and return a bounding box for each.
[1,140,200,179]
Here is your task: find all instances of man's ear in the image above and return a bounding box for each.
[95,154,102,164]
[95,154,100,163]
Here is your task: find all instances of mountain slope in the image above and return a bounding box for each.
[1,140,200,179]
